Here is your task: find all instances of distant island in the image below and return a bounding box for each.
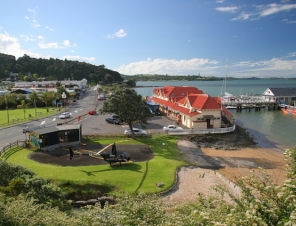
[121,74,296,82]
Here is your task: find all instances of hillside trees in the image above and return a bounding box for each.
[0,53,123,84]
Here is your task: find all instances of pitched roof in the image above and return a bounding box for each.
[266,87,296,96]
[178,94,221,110]
[153,86,203,101]
[151,96,200,117]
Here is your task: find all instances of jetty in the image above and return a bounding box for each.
[221,97,279,112]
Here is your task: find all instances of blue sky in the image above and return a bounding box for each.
[0,0,296,78]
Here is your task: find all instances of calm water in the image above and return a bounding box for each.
[135,79,296,151]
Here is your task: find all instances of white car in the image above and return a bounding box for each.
[124,128,147,136]
[59,112,71,119]
[163,125,183,132]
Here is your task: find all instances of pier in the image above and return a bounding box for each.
[222,100,280,112]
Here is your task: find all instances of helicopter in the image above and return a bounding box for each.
[64,140,131,166]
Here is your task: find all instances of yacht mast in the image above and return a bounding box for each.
[220,57,228,97]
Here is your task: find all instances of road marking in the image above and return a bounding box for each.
[52,118,56,121]
[41,121,45,125]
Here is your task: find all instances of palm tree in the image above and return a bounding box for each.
[47,91,58,108]
[29,91,39,118]
[21,100,26,119]
[40,92,51,112]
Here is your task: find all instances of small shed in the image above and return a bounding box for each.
[25,124,82,151]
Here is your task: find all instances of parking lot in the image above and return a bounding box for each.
[79,112,177,136]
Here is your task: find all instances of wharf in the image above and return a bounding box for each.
[222,101,279,112]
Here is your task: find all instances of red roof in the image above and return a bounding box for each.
[153,86,203,102]
[151,86,233,118]
[176,94,221,110]
[151,96,200,117]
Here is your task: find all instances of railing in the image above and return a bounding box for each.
[168,124,236,135]
[0,140,26,157]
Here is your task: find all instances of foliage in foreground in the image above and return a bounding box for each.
[1,146,296,225]
[0,160,71,211]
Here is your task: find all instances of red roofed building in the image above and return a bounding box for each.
[150,86,234,129]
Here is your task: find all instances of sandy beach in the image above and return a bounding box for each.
[161,135,288,204]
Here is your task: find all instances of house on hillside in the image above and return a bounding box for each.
[150,86,234,129]
[262,87,296,105]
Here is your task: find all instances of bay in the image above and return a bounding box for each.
[134,79,296,151]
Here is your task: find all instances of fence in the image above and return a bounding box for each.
[0,140,26,157]
[168,124,236,135]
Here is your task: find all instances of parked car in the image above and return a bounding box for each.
[163,125,183,132]
[59,112,71,119]
[112,114,123,123]
[98,94,106,101]
[105,117,120,124]
[124,128,147,136]
[88,110,97,115]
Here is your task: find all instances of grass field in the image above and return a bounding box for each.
[0,107,64,127]
[4,135,186,195]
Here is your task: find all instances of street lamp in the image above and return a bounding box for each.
[62,92,67,124]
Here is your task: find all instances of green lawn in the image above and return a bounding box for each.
[5,135,187,195]
[0,107,64,127]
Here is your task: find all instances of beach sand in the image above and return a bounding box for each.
[161,140,287,204]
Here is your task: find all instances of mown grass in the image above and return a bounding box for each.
[5,134,186,195]
[0,107,63,126]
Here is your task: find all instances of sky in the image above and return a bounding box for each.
[0,0,296,78]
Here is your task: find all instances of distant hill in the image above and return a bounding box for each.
[0,53,123,84]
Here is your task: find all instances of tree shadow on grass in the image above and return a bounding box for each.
[134,161,150,194]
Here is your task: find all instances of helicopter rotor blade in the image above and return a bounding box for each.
[95,140,128,155]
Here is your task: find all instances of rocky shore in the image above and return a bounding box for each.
[189,124,257,150]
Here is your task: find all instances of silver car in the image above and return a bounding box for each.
[124,128,147,137]
[59,112,71,119]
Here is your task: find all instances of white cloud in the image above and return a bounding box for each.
[107,29,127,39]
[231,57,296,77]
[216,0,225,3]
[0,32,41,59]
[217,3,296,21]
[114,58,219,75]
[258,3,296,17]
[62,55,96,63]
[282,18,296,23]
[45,26,54,31]
[38,40,76,49]
[216,6,239,13]
[231,12,253,21]
[20,34,35,42]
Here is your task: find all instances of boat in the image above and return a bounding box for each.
[281,108,296,114]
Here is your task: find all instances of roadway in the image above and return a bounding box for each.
[0,87,173,150]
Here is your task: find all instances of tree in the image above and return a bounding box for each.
[48,91,58,108]
[21,100,26,118]
[29,91,39,117]
[99,87,151,138]
[40,92,50,111]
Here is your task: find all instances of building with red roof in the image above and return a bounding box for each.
[149,86,234,129]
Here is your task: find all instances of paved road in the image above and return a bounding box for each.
[0,88,175,149]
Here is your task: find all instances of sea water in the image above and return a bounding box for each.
[134,79,296,151]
